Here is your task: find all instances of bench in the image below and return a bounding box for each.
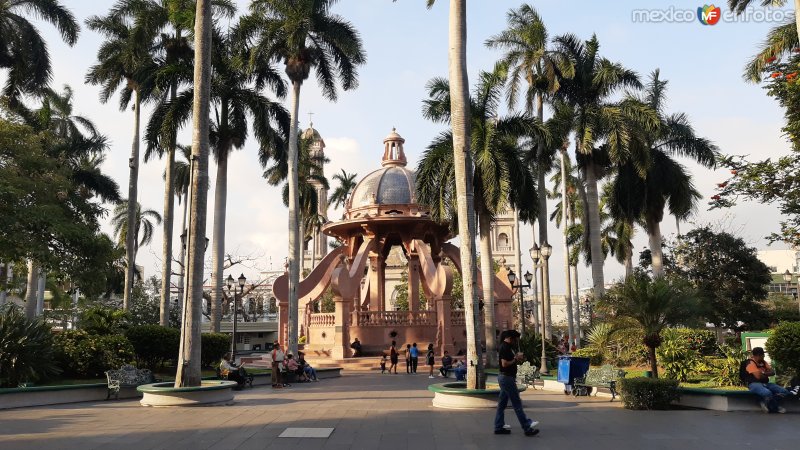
[104,365,154,400]
[215,367,254,389]
[573,365,626,401]
[516,362,540,388]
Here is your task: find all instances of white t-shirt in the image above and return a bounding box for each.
[272,349,285,362]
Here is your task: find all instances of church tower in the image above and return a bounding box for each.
[490,205,520,275]
[302,122,328,268]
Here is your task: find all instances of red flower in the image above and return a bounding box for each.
[793,48,800,53]
[771,72,783,78]
[731,169,738,175]
[717,182,727,188]
[767,56,777,63]
[711,195,721,200]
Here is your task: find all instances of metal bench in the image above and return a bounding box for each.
[104,365,154,400]
[573,365,626,401]
[516,362,540,388]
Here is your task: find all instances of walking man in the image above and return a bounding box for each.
[494,330,539,436]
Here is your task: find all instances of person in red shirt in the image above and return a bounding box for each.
[743,347,788,413]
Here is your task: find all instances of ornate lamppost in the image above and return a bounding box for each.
[227,273,246,360]
[507,269,533,338]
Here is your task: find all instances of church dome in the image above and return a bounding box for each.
[348,129,418,210]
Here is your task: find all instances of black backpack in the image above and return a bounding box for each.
[739,359,757,385]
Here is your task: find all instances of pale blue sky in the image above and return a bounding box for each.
[17,1,793,292]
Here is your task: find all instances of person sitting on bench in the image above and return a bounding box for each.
[453,360,467,381]
[220,353,247,390]
[440,351,454,377]
[741,347,789,413]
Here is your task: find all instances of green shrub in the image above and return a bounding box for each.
[710,344,748,387]
[766,321,800,377]
[657,329,701,382]
[619,377,680,410]
[518,332,557,368]
[663,328,716,356]
[78,306,129,335]
[571,347,604,366]
[54,330,135,378]
[201,333,230,368]
[0,304,60,387]
[125,325,180,370]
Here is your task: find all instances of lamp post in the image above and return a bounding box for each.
[529,244,541,335]
[783,270,800,315]
[539,242,552,374]
[227,273,247,360]
[507,269,533,338]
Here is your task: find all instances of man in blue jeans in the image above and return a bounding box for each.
[743,347,788,413]
[494,330,539,436]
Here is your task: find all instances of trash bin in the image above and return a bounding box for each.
[557,356,590,386]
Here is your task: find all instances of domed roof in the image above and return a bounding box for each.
[347,128,418,210]
[301,123,324,142]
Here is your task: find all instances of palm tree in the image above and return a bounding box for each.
[150,27,288,332]
[486,4,572,338]
[243,0,366,355]
[417,70,542,367]
[86,9,157,310]
[111,201,163,262]
[176,0,213,388]
[607,71,716,277]
[329,169,358,210]
[729,1,800,76]
[600,274,701,378]
[553,34,657,298]
[0,0,79,102]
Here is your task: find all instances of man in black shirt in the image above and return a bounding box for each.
[494,330,539,436]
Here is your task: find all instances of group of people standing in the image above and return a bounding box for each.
[379,341,437,378]
[269,341,319,388]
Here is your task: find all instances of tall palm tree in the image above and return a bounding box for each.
[608,71,716,277]
[486,4,572,339]
[176,0,213,388]
[111,201,163,260]
[329,169,358,210]
[86,9,157,310]
[0,0,79,102]
[243,0,366,355]
[553,34,657,298]
[417,70,542,367]
[150,27,288,332]
[730,1,800,70]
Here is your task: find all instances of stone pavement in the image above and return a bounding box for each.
[0,372,796,450]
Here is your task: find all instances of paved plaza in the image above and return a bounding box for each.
[0,373,796,450]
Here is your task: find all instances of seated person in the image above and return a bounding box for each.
[350,338,363,357]
[453,360,467,382]
[285,353,306,382]
[741,347,789,413]
[298,351,318,381]
[439,351,454,377]
[220,353,247,389]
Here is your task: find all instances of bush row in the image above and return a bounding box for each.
[619,377,680,410]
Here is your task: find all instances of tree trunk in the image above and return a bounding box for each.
[0,262,8,305]
[479,212,496,368]
[648,345,659,379]
[449,0,483,389]
[568,201,581,347]
[177,192,188,319]
[36,271,45,315]
[123,89,142,311]
[286,80,302,356]
[648,218,664,277]
[795,0,800,43]
[159,84,178,327]
[210,144,229,333]
[560,150,575,348]
[583,161,605,297]
[176,0,212,388]
[513,209,525,333]
[624,252,633,280]
[24,260,38,319]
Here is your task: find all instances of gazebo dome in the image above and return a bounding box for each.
[301,122,324,142]
[347,128,418,210]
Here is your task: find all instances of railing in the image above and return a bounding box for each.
[309,313,336,327]
[356,311,435,327]
[451,310,465,326]
[496,245,513,252]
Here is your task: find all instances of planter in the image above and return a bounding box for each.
[428,382,527,409]
[675,387,800,412]
[137,381,237,407]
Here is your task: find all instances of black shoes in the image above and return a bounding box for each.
[494,429,511,435]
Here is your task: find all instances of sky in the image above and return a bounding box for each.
[12,0,795,294]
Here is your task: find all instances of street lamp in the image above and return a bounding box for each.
[507,269,534,338]
[539,242,553,375]
[529,244,541,334]
[227,273,247,359]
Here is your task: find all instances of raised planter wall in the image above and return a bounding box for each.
[675,388,800,412]
[0,368,342,410]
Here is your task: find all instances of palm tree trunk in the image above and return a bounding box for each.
[535,94,553,338]
[478,213,497,368]
[210,144,229,333]
[560,150,575,348]
[123,89,142,311]
[36,271,45,315]
[24,260,38,319]
[159,84,178,327]
[177,192,188,317]
[648,345,659,379]
[571,263,581,346]
[795,0,800,42]
[648,218,665,277]
[512,209,525,332]
[287,80,302,356]
[449,0,483,389]
[0,262,7,305]
[176,0,212,388]
[624,251,633,279]
[584,161,606,297]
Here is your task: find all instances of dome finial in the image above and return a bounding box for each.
[382,128,407,167]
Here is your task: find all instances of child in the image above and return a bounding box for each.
[380,355,387,374]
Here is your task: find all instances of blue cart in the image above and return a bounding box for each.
[557,356,590,392]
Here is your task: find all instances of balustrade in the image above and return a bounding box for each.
[309,313,336,327]
[450,310,465,326]
[355,310,435,327]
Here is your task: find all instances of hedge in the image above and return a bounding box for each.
[619,377,679,410]
[201,333,230,368]
[53,330,136,378]
[125,325,180,370]
[766,321,800,376]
